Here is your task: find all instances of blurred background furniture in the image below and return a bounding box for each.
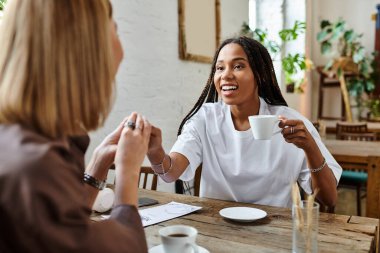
[336,122,368,137]
[324,139,380,218]
[317,66,346,121]
[324,120,380,134]
[109,165,158,191]
[139,166,158,190]
[335,122,375,216]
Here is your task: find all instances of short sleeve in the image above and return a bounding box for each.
[171,114,204,181]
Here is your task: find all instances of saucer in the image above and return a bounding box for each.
[149,244,209,253]
[219,207,267,222]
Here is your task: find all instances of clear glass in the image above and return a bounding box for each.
[292,200,319,253]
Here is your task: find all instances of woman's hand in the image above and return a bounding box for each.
[147,126,163,155]
[114,112,152,206]
[86,116,129,181]
[278,116,317,152]
[279,116,337,206]
[115,112,152,173]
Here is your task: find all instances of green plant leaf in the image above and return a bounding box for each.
[324,59,334,71]
[267,40,280,54]
[337,67,343,77]
[253,28,268,43]
[353,46,365,63]
[320,20,331,29]
[321,41,332,54]
[343,30,355,42]
[365,80,375,92]
[317,30,328,42]
[295,21,306,31]
[0,0,5,11]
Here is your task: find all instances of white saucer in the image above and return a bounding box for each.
[219,207,267,222]
[149,244,209,253]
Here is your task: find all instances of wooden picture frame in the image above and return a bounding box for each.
[178,0,221,63]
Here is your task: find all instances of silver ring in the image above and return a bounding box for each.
[126,121,136,130]
[290,127,294,134]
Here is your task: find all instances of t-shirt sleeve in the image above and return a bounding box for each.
[171,114,204,182]
[297,120,342,194]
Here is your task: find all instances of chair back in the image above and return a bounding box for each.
[312,121,320,132]
[193,165,202,197]
[139,166,158,190]
[336,122,367,139]
[338,132,377,141]
[108,165,158,191]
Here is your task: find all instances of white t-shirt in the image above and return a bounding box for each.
[171,97,342,208]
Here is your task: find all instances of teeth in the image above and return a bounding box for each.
[222,85,237,91]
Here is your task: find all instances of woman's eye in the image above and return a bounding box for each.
[234,64,243,70]
[216,66,224,71]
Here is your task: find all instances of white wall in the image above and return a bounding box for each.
[86,0,248,192]
[310,0,379,119]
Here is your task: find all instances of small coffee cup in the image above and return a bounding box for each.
[159,225,199,253]
[92,187,115,213]
[248,115,281,140]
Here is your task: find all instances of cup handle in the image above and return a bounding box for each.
[273,119,282,135]
[186,243,199,253]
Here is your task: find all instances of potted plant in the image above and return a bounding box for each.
[316,18,376,121]
[0,0,6,10]
[241,21,312,93]
[0,0,7,20]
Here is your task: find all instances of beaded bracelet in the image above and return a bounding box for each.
[83,173,106,190]
[310,158,326,173]
[151,154,173,176]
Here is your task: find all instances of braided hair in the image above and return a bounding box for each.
[177,36,288,136]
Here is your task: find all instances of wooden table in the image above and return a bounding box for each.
[138,189,378,253]
[323,139,380,218]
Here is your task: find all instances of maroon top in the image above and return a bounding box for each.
[0,124,148,253]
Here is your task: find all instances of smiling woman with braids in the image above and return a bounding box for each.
[148,36,341,208]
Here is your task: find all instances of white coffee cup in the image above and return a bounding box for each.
[159,225,199,253]
[248,115,281,140]
[92,187,115,213]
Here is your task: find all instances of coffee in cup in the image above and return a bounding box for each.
[159,225,199,253]
[248,115,281,140]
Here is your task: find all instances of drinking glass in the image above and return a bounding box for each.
[292,200,319,253]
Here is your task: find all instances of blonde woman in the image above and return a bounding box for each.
[0,0,148,252]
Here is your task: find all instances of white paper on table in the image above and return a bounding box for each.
[100,201,202,227]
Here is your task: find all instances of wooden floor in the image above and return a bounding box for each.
[335,188,366,216]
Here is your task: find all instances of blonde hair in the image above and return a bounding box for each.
[0,0,114,138]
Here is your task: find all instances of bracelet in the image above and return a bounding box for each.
[310,158,327,173]
[83,173,106,190]
[151,154,173,176]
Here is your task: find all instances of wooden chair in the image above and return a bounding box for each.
[193,165,202,197]
[109,165,158,191]
[139,166,158,190]
[182,165,202,196]
[338,132,377,141]
[335,125,374,216]
[336,122,368,138]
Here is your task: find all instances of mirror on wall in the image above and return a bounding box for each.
[178,0,221,63]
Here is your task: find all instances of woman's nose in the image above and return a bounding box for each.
[221,68,233,80]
